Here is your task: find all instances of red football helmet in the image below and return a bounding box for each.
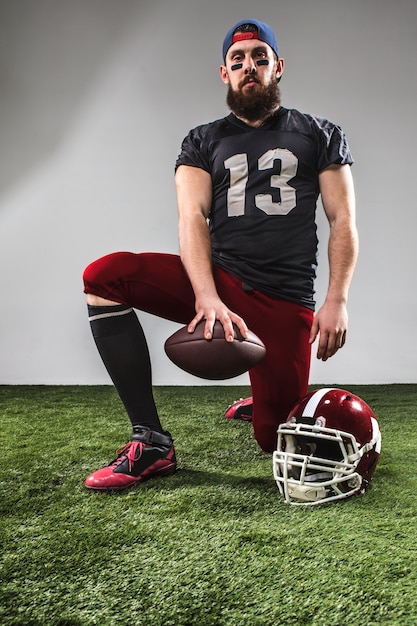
[272,388,381,505]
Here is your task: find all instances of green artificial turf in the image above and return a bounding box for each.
[1,384,417,626]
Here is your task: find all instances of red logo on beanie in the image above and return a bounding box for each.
[232,32,260,44]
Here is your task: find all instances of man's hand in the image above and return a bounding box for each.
[187,295,248,343]
[309,299,348,361]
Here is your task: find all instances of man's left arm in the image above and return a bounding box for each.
[310,164,359,361]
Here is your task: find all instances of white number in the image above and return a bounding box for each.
[224,148,298,217]
[257,148,298,215]
[224,154,248,217]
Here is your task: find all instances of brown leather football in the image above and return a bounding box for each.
[164,320,266,380]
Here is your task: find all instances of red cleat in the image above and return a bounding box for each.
[224,397,253,421]
[85,429,176,491]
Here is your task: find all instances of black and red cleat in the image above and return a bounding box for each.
[85,428,176,491]
[224,397,253,422]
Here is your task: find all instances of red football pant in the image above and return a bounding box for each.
[83,252,313,453]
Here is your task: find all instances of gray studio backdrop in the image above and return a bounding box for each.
[0,0,416,384]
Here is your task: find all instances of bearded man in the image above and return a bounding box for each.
[82,19,358,491]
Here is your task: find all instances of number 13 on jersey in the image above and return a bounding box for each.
[224,148,298,217]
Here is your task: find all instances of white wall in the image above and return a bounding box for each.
[0,0,416,385]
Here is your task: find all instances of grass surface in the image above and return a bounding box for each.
[1,384,417,625]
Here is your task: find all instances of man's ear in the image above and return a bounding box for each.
[275,57,285,81]
[219,65,230,85]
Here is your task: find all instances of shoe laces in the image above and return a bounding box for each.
[227,397,245,410]
[111,441,144,472]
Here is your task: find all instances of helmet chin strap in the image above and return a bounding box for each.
[287,483,330,502]
[287,471,333,502]
[284,472,364,505]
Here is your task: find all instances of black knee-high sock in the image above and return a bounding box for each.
[87,304,163,433]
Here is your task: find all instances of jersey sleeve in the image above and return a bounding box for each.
[175,125,211,173]
[313,117,354,171]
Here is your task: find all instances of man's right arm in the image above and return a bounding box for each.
[175,164,248,341]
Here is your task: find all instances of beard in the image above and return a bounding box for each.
[226,76,281,123]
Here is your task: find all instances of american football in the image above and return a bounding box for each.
[164,320,266,380]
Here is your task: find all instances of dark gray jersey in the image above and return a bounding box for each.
[175,107,353,309]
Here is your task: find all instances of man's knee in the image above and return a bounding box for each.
[85,293,119,306]
[83,253,127,305]
[253,424,278,454]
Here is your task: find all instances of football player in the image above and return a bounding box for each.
[83,19,358,491]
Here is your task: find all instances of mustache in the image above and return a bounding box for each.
[240,74,261,88]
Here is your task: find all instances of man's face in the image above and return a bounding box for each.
[220,39,283,91]
[220,39,284,122]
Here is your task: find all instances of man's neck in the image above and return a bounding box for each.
[232,105,280,127]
